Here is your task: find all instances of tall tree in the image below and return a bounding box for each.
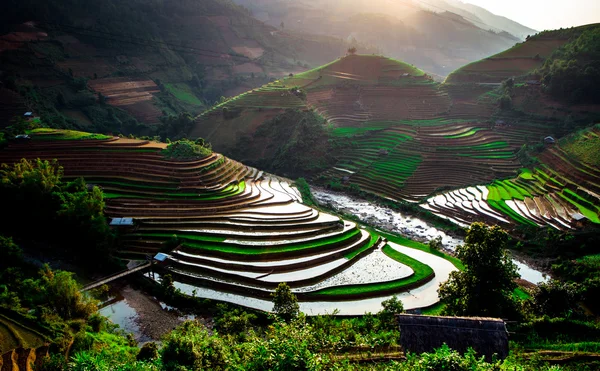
[272,282,300,322]
[438,222,519,317]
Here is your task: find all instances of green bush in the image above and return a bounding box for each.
[162,139,212,160]
[161,320,231,371]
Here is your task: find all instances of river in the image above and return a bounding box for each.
[311,187,549,284]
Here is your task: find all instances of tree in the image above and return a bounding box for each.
[272,282,300,322]
[438,223,519,317]
[378,295,404,329]
[526,280,581,318]
[37,265,98,320]
[347,47,357,55]
[1,158,63,193]
[429,236,443,251]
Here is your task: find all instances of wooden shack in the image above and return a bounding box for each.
[397,314,509,361]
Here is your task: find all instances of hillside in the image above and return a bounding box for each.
[422,125,600,230]
[0,129,455,314]
[445,24,599,84]
[192,49,600,230]
[0,0,365,135]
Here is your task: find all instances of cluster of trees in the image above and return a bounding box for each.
[0,158,114,262]
[539,26,600,103]
[161,138,212,159]
[439,223,520,318]
[232,109,334,178]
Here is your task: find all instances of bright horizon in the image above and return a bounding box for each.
[461,0,600,31]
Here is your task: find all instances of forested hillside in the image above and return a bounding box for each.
[0,0,368,136]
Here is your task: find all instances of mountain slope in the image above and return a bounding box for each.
[446,24,600,84]
[0,0,365,135]
[232,0,522,76]
[191,47,600,229]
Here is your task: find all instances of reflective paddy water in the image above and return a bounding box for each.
[312,187,549,284]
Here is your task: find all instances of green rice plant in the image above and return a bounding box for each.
[27,128,112,140]
[182,228,362,256]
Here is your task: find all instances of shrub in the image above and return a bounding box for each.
[162,139,212,160]
[161,320,230,371]
[271,282,300,322]
[137,342,159,362]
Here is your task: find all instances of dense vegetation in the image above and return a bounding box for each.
[231,109,334,178]
[0,158,114,261]
[538,26,600,103]
[162,139,212,160]
[439,223,520,318]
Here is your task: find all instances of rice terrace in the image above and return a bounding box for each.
[1,1,600,369]
[0,129,458,315]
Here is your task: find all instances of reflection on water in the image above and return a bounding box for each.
[99,299,151,343]
[312,187,549,284]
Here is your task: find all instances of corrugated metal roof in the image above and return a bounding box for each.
[154,253,169,262]
[110,217,134,226]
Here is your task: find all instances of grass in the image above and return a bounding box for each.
[27,128,112,140]
[561,128,600,167]
[376,230,464,270]
[135,233,227,243]
[164,83,204,106]
[444,128,480,139]
[0,313,48,352]
[420,302,445,315]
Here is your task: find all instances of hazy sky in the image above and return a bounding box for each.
[461,0,600,31]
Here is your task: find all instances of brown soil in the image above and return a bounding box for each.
[119,286,186,341]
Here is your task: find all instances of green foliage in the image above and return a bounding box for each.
[0,158,114,265]
[137,342,159,362]
[36,265,98,320]
[525,280,582,318]
[158,112,196,141]
[214,305,257,338]
[1,158,63,193]
[295,178,316,206]
[439,223,519,318]
[539,26,600,103]
[402,344,501,371]
[162,139,212,160]
[428,236,443,251]
[272,282,300,323]
[377,295,404,330]
[235,316,322,371]
[161,320,230,371]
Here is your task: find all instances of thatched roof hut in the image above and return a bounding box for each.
[397,314,509,361]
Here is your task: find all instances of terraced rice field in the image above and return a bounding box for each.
[321,121,521,202]
[0,130,456,314]
[445,38,568,83]
[88,77,162,124]
[0,313,49,353]
[421,129,600,230]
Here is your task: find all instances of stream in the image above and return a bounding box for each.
[311,187,549,284]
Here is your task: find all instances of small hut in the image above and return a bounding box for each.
[397,314,509,361]
[544,136,556,145]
